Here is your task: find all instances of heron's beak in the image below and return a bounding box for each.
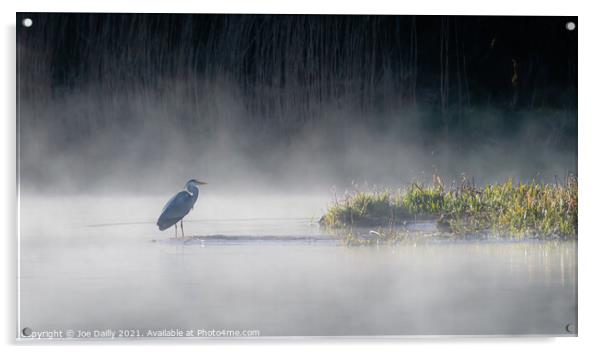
[196,180,208,185]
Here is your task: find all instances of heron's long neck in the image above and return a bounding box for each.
[187,185,199,203]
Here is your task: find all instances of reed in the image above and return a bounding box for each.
[321,175,577,239]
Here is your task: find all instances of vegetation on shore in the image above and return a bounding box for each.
[320,175,577,240]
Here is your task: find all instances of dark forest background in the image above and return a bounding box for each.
[17,14,577,193]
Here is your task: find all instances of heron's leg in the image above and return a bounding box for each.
[174,223,178,239]
[181,220,185,238]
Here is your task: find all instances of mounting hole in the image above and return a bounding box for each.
[566,323,576,333]
[22,18,33,28]
[22,327,32,336]
[566,21,576,31]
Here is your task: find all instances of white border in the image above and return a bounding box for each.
[3,1,602,353]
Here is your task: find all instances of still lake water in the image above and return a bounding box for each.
[19,194,577,338]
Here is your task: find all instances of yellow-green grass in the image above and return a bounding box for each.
[320,176,577,239]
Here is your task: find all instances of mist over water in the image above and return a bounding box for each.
[20,196,576,336]
[17,14,577,194]
[17,14,577,337]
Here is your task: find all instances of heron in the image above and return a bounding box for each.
[157,179,207,238]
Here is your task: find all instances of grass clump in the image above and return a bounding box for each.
[320,175,577,239]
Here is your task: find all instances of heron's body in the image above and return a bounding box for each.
[157,179,207,237]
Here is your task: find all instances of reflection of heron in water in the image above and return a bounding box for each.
[157,179,207,238]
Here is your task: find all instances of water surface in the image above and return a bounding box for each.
[19,195,577,337]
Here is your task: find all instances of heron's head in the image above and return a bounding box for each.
[186,179,208,187]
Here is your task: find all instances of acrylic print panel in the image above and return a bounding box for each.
[16,13,577,339]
